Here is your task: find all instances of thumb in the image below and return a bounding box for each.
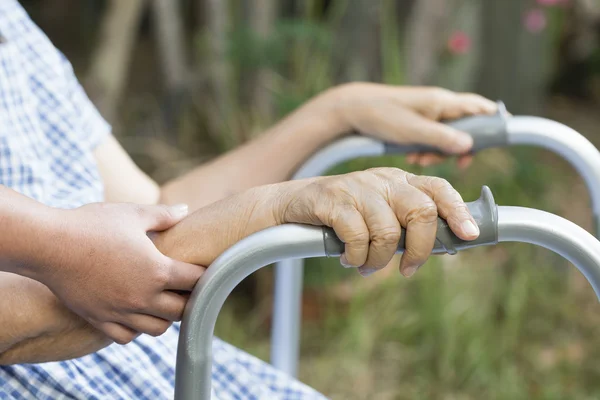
[141,203,189,232]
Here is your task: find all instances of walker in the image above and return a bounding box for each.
[174,186,600,399]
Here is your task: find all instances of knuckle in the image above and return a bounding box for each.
[408,201,438,224]
[428,87,453,103]
[429,177,452,192]
[126,295,150,312]
[152,260,171,287]
[345,229,370,246]
[338,81,367,93]
[372,226,401,246]
[368,167,410,183]
[447,203,471,221]
[461,92,485,102]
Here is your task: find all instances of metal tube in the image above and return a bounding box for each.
[176,207,600,399]
[507,116,600,236]
[175,225,327,400]
[270,136,385,376]
[497,206,600,298]
[272,116,600,376]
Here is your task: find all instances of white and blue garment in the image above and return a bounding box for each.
[0,2,325,399]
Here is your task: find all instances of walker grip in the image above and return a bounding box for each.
[323,186,498,257]
[384,101,509,155]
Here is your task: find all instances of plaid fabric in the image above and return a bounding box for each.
[0,2,326,399]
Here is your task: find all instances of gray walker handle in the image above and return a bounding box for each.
[384,100,509,154]
[272,106,600,377]
[324,186,498,257]
[175,186,600,400]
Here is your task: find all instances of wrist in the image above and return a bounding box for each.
[0,200,67,280]
[270,88,350,148]
[305,87,352,141]
[151,183,300,266]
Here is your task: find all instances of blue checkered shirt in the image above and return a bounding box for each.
[0,2,326,399]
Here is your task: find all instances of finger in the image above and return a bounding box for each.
[417,153,446,167]
[165,258,205,291]
[457,155,473,169]
[350,103,473,154]
[151,291,188,321]
[406,153,419,164]
[98,322,139,345]
[455,93,498,115]
[396,111,473,154]
[436,92,498,120]
[388,185,439,278]
[124,314,172,337]
[370,170,439,278]
[358,198,401,276]
[137,203,189,232]
[406,175,479,241]
[331,205,370,268]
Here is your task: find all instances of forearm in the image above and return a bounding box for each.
[0,187,113,364]
[159,91,344,210]
[0,185,62,276]
[0,273,110,365]
[153,180,309,265]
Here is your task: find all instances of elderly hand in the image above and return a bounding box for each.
[276,167,478,277]
[323,83,498,168]
[155,168,477,287]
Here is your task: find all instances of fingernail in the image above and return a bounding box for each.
[339,254,356,268]
[462,220,480,237]
[452,132,473,153]
[170,203,189,218]
[401,265,418,278]
[358,266,376,277]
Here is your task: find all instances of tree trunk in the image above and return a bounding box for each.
[335,0,383,83]
[248,0,277,124]
[476,0,556,113]
[404,0,454,85]
[200,0,237,148]
[151,0,190,94]
[85,0,147,124]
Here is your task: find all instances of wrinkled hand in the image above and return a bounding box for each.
[30,203,205,344]
[278,167,479,277]
[328,83,498,168]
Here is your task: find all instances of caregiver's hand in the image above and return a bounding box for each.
[325,83,498,168]
[25,203,205,344]
[276,167,479,277]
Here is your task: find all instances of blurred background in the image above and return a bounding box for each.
[21,0,600,398]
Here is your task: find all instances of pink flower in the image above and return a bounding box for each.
[447,31,471,55]
[524,9,547,33]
